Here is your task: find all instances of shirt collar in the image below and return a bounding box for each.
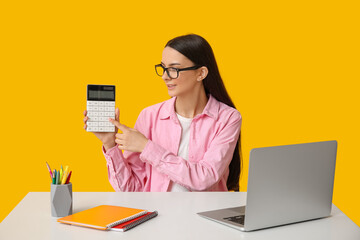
[159,94,220,121]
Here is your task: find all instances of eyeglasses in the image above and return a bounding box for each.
[155,64,202,79]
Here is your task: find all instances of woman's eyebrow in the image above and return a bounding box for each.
[161,62,181,66]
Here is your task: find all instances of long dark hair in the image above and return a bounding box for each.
[166,34,242,191]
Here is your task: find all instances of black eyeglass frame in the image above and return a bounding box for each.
[155,64,202,79]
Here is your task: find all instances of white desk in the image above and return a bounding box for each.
[1,192,359,240]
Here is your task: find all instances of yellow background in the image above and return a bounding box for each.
[0,0,359,226]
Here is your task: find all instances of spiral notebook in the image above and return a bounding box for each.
[110,211,158,232]
[57,205,147,230]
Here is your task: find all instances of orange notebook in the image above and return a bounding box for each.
[57,205,147,230]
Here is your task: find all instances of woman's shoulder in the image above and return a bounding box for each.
[138,97,175,119]
[209,96,242,124]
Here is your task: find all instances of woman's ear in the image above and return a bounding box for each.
[197,66,209,81]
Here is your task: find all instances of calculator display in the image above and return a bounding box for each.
[87,85,115,101]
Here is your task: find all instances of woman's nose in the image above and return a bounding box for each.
[162,71,171,81]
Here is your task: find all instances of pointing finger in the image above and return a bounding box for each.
[109,118,128,132]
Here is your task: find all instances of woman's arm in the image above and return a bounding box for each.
[103,147,147,191]
[103,112,149,192]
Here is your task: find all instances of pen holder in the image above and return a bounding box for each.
[51,183,73,217]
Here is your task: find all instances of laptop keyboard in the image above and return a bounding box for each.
[223,215,245,225]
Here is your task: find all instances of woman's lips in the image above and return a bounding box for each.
[167,84,176,90]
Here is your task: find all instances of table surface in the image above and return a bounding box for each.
[1,192,359,240]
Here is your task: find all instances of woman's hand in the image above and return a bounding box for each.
[109,118,148,153]
[83,108,120,151]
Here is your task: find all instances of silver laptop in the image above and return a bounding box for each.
[198,140,337,231]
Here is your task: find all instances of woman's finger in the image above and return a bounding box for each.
[84,110,87,116]
[109,118,128,132]
[115,138,125,145]
[115,133,124,139]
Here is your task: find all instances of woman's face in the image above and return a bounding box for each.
[161,46,202,97]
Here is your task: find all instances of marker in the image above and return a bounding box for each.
[56,170,60,185]
[59,168,63,182]
[61,170,68,185]
[52,170,56,184]
[62,166,69,184]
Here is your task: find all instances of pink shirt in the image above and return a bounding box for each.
[103,95,242,192]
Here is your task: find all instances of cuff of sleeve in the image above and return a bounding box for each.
[102,144,118,156]
[102,144,119,174]
[140,140,167,168]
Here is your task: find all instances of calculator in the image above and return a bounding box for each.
[86,84,116,132]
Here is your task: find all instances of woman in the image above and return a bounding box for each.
[83,34,242,192]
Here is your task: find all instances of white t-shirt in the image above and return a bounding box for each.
[168,113,192,192]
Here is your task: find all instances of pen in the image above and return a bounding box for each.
[65,171,72,184]
[46,162,53,179]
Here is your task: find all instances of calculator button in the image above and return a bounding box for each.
[93,102,99,106]
[99,107,104,111]
[109,102,115,106]
[98,102,105,106]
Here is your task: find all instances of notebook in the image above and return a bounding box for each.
[110,211,158,232]
[57,205,147,230]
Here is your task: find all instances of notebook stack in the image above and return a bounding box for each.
[57,205,158,232]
